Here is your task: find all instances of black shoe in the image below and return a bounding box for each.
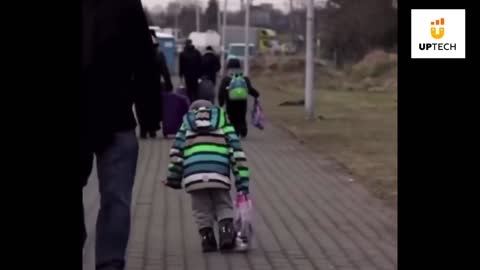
[149,131,157,138]
[240,128,248,138]
[218,219,236,251]
[199,227,217,253]
[140,130,147,139]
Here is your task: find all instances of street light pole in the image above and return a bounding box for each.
[174,12,179,40]
[217,1,221,33]
[305,0,315,120]
[244,0,250,76]
[290,0,295,43]
[220,0,228,76]
[196,3,200,32]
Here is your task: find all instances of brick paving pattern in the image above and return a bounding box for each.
[83,123,397,270]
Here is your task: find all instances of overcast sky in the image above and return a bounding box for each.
[142,0,294,12]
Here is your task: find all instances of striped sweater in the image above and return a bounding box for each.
[166,106,250,193]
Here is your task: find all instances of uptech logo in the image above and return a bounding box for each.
[419,17,456,51]
[411,9,465,59]
[430,18,445,39]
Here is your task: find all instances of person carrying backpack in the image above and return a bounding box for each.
[218,58,260,138]
[163,99,251,253]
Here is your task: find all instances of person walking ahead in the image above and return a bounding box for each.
[137,32,174,139]
[218,58,260,138]
[201,46,221,85]
[179,39,202,101]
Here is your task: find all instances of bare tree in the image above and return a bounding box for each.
[205,0,219,31]
[316,0,397,66]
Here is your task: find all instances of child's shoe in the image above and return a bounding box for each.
[234,232,249,252]
[218,218,236,251]
[199,227,217,252]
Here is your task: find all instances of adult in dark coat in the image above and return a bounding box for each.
[154,45,174,129]
[81,0,160,269]
[201,46,221,85]
[136,32,174,139]
[179,39,202,101]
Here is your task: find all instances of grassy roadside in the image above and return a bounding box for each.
[251,52,397,207]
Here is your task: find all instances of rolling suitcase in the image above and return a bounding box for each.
[162,91,190,138]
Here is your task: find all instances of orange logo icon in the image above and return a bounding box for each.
[431,18,445,39]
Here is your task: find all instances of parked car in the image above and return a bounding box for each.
[226,43,256,65]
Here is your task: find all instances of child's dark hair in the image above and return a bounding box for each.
[226,58,241,70]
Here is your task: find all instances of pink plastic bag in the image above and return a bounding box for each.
[233,193,254,252]
[251,99,265,130]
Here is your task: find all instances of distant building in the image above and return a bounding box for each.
[251,3,274,26]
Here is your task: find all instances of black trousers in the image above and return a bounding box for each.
[134,91,162,134]
[226,100,248,137]
[205,73,217,85]
[185,76,199,102]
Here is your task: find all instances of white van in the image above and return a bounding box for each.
[188,30,221,53]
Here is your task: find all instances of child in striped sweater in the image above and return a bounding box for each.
[164,99,250,252]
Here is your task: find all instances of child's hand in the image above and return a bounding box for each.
[237,189,249,197]
[236,192,249,201]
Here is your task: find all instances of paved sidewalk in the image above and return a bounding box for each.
[83,123,397,270]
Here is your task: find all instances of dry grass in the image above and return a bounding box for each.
[344,50,398,92]
[251,52,397,207]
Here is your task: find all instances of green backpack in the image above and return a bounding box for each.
[228,74,248,101]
